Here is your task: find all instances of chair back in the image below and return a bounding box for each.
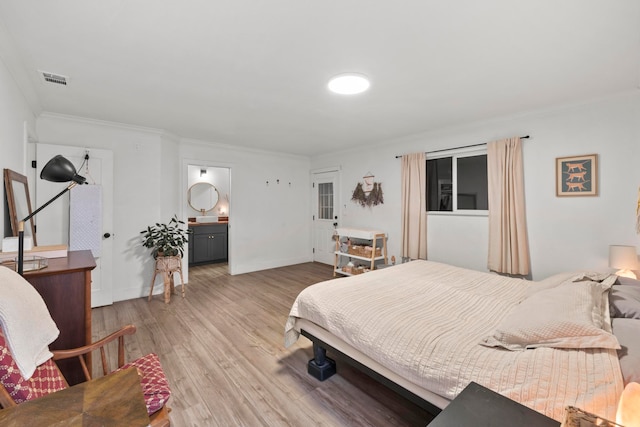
[0,330,68,408]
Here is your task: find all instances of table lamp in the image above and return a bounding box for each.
[617,382,640,427]
[609,245,638,279]
[17,155,86,275]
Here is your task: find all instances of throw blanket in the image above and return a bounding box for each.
[285,260,624,421]
[0,266,59,379]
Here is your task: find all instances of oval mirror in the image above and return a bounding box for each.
[188,182,219,214]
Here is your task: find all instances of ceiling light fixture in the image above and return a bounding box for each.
[328,73,370,95]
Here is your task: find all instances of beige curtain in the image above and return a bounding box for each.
[487,137,530,275]
[401,152,427,259]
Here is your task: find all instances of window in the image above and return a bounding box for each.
[317,182,334,219]
[426,149,488,214]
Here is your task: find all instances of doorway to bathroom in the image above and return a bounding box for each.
[185,164,230,277]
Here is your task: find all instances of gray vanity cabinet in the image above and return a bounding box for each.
[189,223,228,265]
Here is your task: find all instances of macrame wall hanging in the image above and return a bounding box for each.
[351,172,384,207]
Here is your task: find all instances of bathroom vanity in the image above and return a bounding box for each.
[187,179,228,265]
[188,222,228,265]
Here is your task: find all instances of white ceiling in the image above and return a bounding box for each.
[1,1,639,156]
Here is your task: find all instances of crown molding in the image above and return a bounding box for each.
[38,111,169,136]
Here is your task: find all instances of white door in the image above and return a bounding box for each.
[312,170,340,265]
[35,144,114,307]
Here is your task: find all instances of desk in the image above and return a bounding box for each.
[428,382,560,427]
[0,367,149,426]
[24,250,96,385]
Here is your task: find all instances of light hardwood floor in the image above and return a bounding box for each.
[92,262,435,427]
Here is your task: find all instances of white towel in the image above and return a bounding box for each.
[0,266,59,379]
[70,184,103,257]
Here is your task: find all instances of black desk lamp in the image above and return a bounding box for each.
[17,155,86,275]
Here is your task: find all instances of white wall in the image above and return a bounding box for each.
[160,133,180,221]
[36,114,171,301]
[312,91,640,280]
[180,140,312,275]
[0,42,37,239]
[34,115,312,301]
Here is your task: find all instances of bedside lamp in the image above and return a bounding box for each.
[609,245,638,279]
[17,155,86,275]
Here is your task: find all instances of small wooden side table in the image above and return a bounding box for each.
[428,382,560,427]
[0,367,149,426]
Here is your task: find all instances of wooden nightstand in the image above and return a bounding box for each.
[428,382,560,427]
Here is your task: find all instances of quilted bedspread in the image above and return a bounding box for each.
[284,260,623,421]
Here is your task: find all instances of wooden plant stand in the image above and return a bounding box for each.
[148,255,185,304]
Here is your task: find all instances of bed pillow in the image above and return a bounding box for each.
[617,277,640,287]
[611,318,640,385]
[610,284,640,319]
[481,275,620,350]
[525,271,609,298]
[525,271,579,297]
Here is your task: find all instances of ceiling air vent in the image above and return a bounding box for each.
[40,71,68,86]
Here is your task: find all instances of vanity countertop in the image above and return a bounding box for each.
[188,221,228,226]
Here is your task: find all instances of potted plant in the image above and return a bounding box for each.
[140,215,190,258]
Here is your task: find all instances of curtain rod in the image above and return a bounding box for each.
[395,135,530,158]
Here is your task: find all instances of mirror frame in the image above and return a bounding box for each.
[3,168,38,246]
[187,182,219,215]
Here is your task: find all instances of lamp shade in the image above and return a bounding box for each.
[617,382,640,427]
[609,245,638,269]
[40,155,86,184]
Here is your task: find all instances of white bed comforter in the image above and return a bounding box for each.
[284,260,623,421]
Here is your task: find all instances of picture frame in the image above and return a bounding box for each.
[3,168,38,244]
[555,154,598,197]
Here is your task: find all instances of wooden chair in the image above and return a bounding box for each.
[0,325,171,427]
[148,255,185,304]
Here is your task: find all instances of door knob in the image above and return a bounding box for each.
[103,233,111,239]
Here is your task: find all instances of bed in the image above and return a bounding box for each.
[284,260,640,422]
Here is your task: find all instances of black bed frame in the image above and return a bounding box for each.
[301,329,442,416]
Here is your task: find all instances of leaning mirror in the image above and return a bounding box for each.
[3,169,38,246]
[188,182,219,215]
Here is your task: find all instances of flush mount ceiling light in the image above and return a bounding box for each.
[328,73,370,95]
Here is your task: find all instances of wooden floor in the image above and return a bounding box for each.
[92,262,435,427]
